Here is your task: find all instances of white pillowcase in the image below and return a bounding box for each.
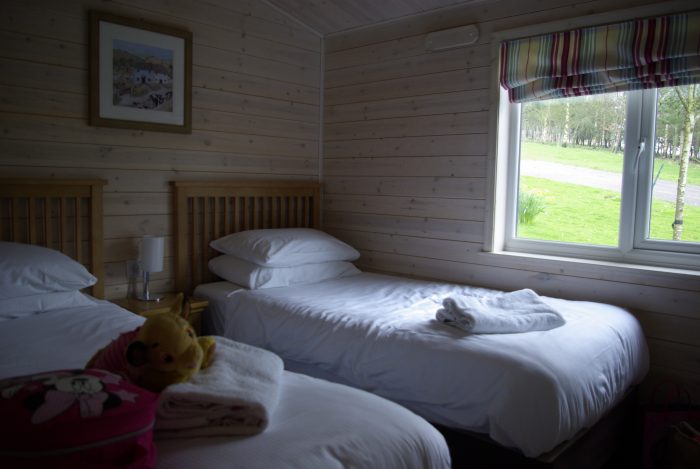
[209,255,361,289]
[0,242,97,299]
[209,228,360,267]
[0,290,97,321]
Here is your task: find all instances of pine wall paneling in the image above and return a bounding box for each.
[0,0,321,298]
[323,0,700,399]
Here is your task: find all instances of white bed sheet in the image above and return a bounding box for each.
[0,299,450,469]
[195,273,649,457]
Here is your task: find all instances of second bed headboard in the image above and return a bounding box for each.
[173,180,321,294]
[0,178,106,298]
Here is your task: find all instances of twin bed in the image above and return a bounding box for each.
[0,179,450,468]
[196,273,648,458]
[0,179,649,468]
[172,181,650,467]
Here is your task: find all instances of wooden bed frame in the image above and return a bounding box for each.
[171,180,638,468]
[172,180,321,294]
[0,179,106,298]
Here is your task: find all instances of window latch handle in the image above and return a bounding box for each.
[633,139,646,173]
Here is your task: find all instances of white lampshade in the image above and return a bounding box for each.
[140,236,164,273]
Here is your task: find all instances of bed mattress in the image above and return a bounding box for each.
[0,299,450,469]
[195,272,649,457]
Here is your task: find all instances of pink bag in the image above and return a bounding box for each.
[0,369,158,469]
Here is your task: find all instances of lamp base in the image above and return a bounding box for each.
[136,293,163,302]
[138,271,161,302]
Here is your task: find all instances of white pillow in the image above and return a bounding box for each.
[0,242,97,299]
[209,228,360,267]
[0,290,97,321]
[208,255,361,289]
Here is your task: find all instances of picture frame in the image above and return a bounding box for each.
[89,11,192,134]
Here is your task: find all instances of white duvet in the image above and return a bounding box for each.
[0,300,450,469]
[196,272,649,457]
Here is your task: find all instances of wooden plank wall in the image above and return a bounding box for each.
[0,0,321,299]
[323,0,700,400]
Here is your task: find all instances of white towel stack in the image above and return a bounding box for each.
[436,289,565,334]
[155,336,284,438]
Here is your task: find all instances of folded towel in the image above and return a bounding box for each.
[436,289,565,334]
[155,336,284,438]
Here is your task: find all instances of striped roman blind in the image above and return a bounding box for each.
[499,11,700,103]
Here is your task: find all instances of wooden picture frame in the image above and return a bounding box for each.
[89,11,192,134]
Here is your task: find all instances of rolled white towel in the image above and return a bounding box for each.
[436,289,565,334]
[156,336,283,438]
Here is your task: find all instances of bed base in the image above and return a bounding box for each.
[440,387,640,469]
[286,357,640,468]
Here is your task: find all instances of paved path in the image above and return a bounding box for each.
[520,160,700,206]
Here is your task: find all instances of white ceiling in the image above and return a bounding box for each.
[265,0,482,35]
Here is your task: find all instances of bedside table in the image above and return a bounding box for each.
[113,293,208,335]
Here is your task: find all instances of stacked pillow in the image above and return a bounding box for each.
[208,228,361,289]
[0,242,97,320]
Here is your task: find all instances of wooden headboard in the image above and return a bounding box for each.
[0,179,106,298]
[173,181,321,294]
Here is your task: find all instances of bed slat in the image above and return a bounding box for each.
[12,198,22,241]
[192,196,201,289]
[75,198,82,265]
[44,198,51,248]
[60,197,67,254]
[202,196,211,286]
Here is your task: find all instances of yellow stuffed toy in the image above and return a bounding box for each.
[87,313,216,393]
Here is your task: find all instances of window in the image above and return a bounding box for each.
[495,11,700,270]
[503,86,700,269]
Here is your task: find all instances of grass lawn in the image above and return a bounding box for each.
[521,141,700,185]
[518,176,700,244]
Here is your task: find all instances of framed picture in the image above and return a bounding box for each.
[89,11,192,133]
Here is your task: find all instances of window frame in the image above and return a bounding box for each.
[633,90,700,258]
[503,91,626,262]
[500,88,700,270]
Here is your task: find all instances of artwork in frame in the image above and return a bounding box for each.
[89,11,192,134]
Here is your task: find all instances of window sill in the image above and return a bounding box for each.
[482,249,700,291]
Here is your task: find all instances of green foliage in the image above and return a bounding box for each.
[518,177,700,245]
[521,93,626,148]
[518,190,546,224]
[655,85,700,161]
[521,86,700,161]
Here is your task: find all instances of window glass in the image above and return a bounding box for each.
[517,93,627,246]
[649,85,700,244]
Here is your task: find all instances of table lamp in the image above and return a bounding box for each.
[138,235,164,301]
